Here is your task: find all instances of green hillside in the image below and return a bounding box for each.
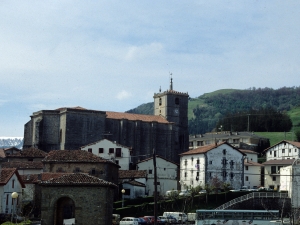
[254,132,296,146]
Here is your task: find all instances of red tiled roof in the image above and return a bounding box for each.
[124,180,146,187]
[262,159,295,165]
[42,150,119,167]
[41,172,71,181]
[7,147,47,158]
[39,173,117,187]
[180,142,246,156]
[0,168,26,188]
[2,161,43,169]
[119,170,147,179]
[106,111,170,124]
[20,174,39,183]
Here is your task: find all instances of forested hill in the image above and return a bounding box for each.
[126,87,300,134]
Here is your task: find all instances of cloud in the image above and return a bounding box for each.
[116,90,132,100]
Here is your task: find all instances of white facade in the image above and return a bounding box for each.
[0,171,24,214]
[122,181,146,199]
[180,143,245,190]
[137,156,178,196]
[264,140,300,161]
[81,139,131,170]
[244,161,263,188]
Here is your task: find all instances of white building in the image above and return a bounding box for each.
[81,139,132,170]
[263,140,300,161]
[179,142,246,190]
[240,149,263,188]
[122,180,146,199]
[0,168,25,214]
[137,156,178,196]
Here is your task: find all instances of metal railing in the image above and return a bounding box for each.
[215,192,289,210]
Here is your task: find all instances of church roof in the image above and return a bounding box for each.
[42,150,120,167]
[39,173,117,187]
[106,111,170,124]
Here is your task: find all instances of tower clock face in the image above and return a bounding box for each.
[174,109,179,115]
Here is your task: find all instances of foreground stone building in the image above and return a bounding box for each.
[23,79,189,163]
[39,173,117,225]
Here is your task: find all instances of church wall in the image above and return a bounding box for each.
[23,120,33,148]
[63,109,106,150]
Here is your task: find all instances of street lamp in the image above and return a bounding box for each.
[121,189,125,208]
[11,192,18,224]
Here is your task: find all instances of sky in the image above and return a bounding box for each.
[0,1,299,137]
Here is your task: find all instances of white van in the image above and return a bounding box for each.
[163,212,187,223]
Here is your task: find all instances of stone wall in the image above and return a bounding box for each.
[40,185,115,225]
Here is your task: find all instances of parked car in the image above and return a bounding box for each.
[199,189,207,194]
[179,189,191,196]
[163,212,187,223]
[165,190,179,198]
[120,217,139,225]
[159,215,177,223]
[137,218,148,225]
[143,216,163,224]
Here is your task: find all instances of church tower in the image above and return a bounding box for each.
[153,76,189,158]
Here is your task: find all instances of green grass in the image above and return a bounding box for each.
[1,221,31,225]
[255,132,296,146]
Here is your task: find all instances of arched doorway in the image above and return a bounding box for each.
[55,197,75,225]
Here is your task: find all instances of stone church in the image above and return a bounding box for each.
[23,79,189,163]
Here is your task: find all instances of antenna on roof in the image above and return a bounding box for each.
[169,72,173,90]
[159,86,161,92]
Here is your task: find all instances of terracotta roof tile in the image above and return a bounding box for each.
[2,161,43,169]
[7,147,47,158]
[244,161,264,166]
[106,111,170,124]
[240,149,258,154]
[41,172,71,181]
[0,168,16,184]
[39,173,117,187]
[124,180,146,187]
[180,142,246,156]
[262,159,295,165]
[42,150,119,167]
[119,170,147,179]
[20,174,39,183]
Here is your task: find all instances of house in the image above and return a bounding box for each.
[240,149,264,188]
[136,156,178,196]
[119,170,147,199]
[263,140,300,161]
[179,142,246,190]
[81,139,132,170]
[0,168,25,214]
[42,150,120,199]
[0,147,22,161]
[262,159,294,190]
[189,131,270,153]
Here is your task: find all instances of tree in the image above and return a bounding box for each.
[210,175,222,203]
[295,130,300,142]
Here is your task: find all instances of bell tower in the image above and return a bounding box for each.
[153,75,189,155]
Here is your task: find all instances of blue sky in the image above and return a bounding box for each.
[1,1,299,137]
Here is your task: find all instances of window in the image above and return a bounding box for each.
[75,168,80,173]
[28,158,33,161]
[189,142,193,147]
[197,141,203,146]
[115,160,119,165]
[289,149,291,153]
[99,148,104,153]
[221,158,227,165]
[222,171,227,178]
[209,161,212,164]
[274,151,277,157]
[109,148,114,153]
[6,194,8,205]
[196,159,199,164]
[272,176,276,181]
[175,97,179,105]
[223,149,226,155]
[209,172,212,178]
[159,98,162,106]
[88,148,92,153]
[245,176,248,181]
[245,166,249,170]
[271,166,277,174]
[184,172,187,177]
[91,168,96,175]
[149,169,152,174]
[230,173,234,179]
[270,151,272,155]
[57,167,63,172]
[116,148,122,157]
[12,180,15,188]
[282,149,285,154]
[295,149,298,153]
[184,160,187,166]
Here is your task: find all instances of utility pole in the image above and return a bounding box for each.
[153,148,157,225]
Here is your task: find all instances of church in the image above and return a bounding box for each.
[23,78,189,164]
